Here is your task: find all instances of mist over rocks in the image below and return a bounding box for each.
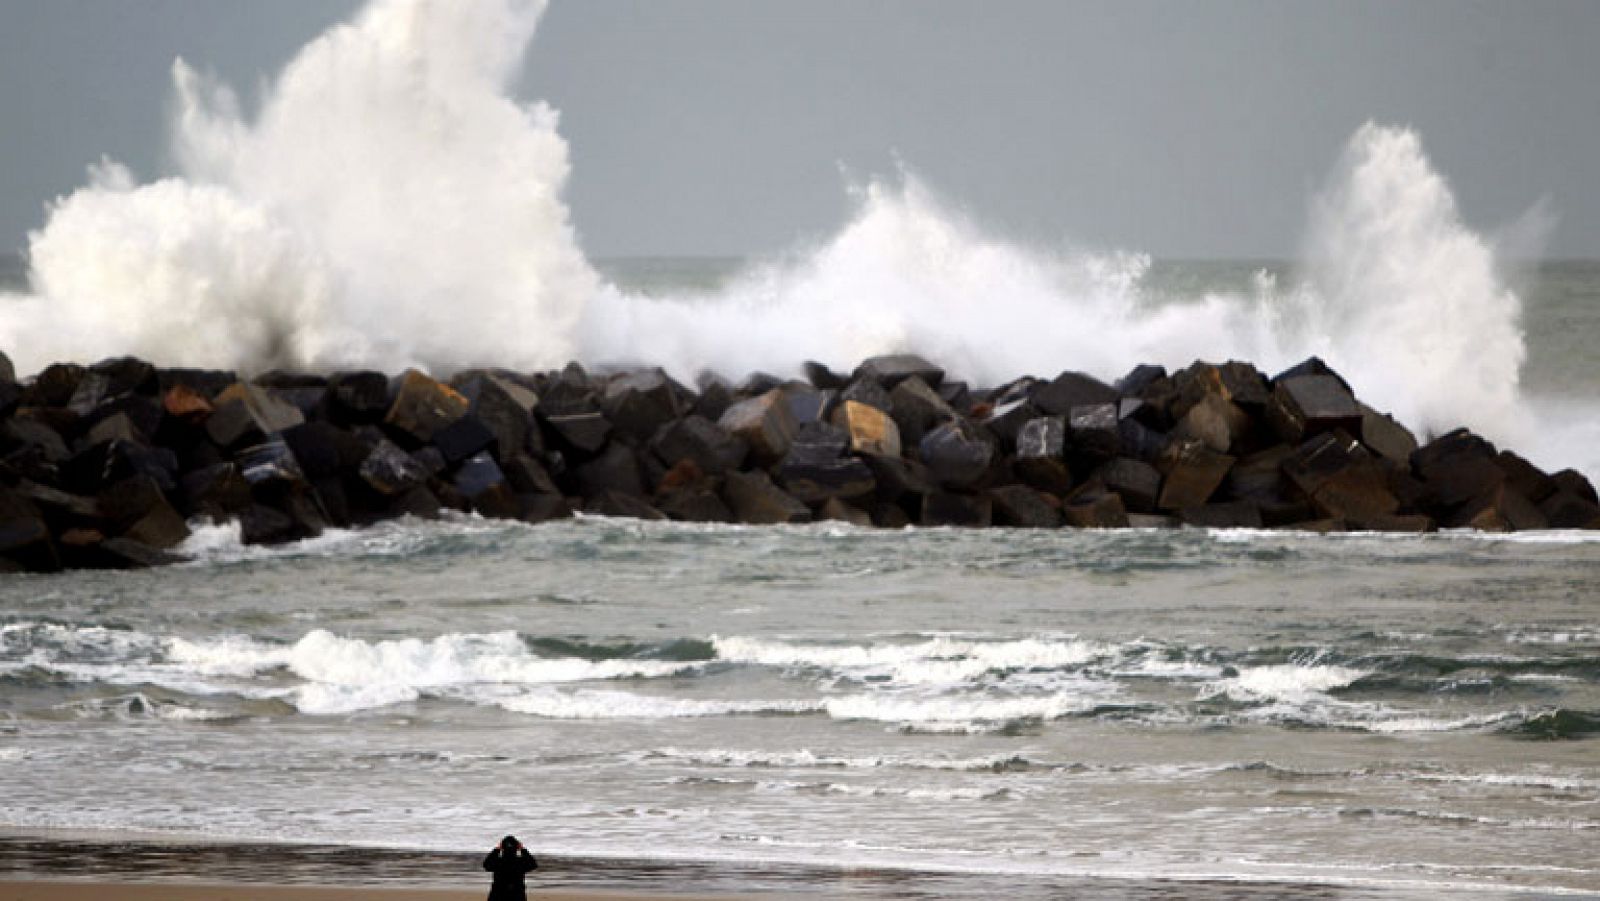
[0,348,1595,573]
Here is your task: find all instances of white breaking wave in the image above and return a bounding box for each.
[493,685,1110,730]
[5,623,701,714]
[820,690,1111,732]
[2,0,593,374]
[1204,663,1370,704]
[711,634,1108,686]
[0,0,1552,461]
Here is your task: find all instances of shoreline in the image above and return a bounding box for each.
[0,882,775,901]
[2,833,1590,901]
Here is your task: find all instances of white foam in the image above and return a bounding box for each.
[497,689,815,719]
[821,686,1113,731]
[1204,664,1368,703]
[0,0,1549,465]
[1354,710,1520,734]
[2,0,593,375]
[642,747,1042,773]
[295,682,421,716]
[177,514,520,564]
[280,629,696,688]
[711,634,1107,686]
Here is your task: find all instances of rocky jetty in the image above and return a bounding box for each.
[0,350,1595,572]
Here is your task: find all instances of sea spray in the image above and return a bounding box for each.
[3,0,594,374]
[0,0,1542,456]
[1293,123,1528,442]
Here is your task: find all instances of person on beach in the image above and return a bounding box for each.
[483,834,538,901]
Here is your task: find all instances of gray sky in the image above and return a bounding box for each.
[2,0,1598,259]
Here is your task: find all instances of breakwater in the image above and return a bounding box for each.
[0,351,1595,571]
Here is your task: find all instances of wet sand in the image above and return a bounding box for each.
[0,884,771,901]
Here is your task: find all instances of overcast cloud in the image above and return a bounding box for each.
[2,0,1596,259]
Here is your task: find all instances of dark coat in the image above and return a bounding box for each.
[483,847,538,901]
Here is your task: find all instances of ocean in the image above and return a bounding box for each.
[3,0,1599,895]
[3,257,1599,898]
[2,512,1599,899]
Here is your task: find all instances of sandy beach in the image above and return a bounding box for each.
[0,882,774,901]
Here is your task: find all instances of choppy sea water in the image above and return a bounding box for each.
[2,517,1598,899]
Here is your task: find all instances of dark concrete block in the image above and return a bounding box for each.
[238,504,300,544]
[1013,416,1071,494]
[936,380,971,414]
[455,372,541,460]
[1493,451,1556,505]
[853,354,944,389]
[386,485,443,521]
[1268,375,1363,444]
[1156,439,1234,511]
[1094,457,1162,514]
[1116,417,1168,465]
[22,363,87,408]
[1061,492,1129,528]
[918,419,996,489]
[816,497,873,527]
[455,451,520,519]
[1282,431,1400,523]
[651,415,747,475]
[576,442,646,499]
[779,422,876,502]
[586,490,668,521]
[866,454,935,504]
[656,486,734,523]
[1354,513,1435,533]
[359,439,430,496]
[1068,403,1121,460]
[888,376,954,447]
[1115,364,1168,397]
[1032,370,1119,416]
[922,490,992,527]
[1538,490,1600,529]
[989,484,1061,528]
[718,389,798,464]
[280,421,347,479]
[518,493,572,524]
[983,398,1038,451]
[384,370,469,445]
[600,368,687,445]
[179,463,253,521]
[157,368,237,402]
[691,379,733,423]
[433,414,497,465]
[1452,483,1547,532]
[1359,404,1418,467]
[1411,429,1506,513]
[1179,500,1264,529]
[803,360,849,391]
[1273,356,1352,391]
[785,388,836,426]
[1551,469,1599,505]
[235,436,307,488]
[832,400,901,457]
[3,417,70,463]
[838,377,894,417]
[1174,392,1249,454]
[722,470,810,524]
[326,370,391,424]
